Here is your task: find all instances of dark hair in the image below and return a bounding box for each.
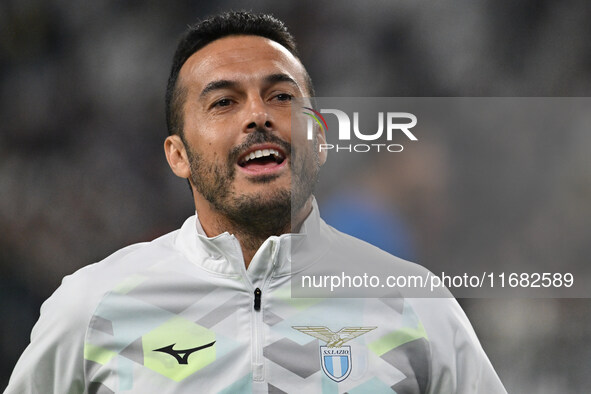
[165,11,314,136]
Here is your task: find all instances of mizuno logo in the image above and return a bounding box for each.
[153,341,216,365]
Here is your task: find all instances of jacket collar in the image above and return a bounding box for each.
[174,198,331,279]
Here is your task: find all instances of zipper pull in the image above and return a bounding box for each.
[254,288,262,311]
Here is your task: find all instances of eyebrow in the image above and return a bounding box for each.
[199,73,300,98]
[263,73,300,89]
[199,80,238,98]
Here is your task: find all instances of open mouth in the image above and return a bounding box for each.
[238,147,286,173]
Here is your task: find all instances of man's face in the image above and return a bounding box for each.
[174,35,325,231]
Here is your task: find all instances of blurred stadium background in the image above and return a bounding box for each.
[2,1,591,392]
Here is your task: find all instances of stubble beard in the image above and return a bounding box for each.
[185,130,320,242]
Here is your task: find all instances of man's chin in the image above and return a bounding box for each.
[234,187,292,208]
[220,188,293,235]
[232,177,292,199]
[245,173,282,184]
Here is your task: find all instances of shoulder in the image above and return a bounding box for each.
[5,224,194,393]
[312,220,454,299]
[321,226,484,349]
[40,227,184,330]
[68,232,174,284]
[24,229,184,360]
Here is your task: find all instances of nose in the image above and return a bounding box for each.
[244,97,273,132]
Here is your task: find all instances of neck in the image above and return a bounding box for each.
[195,196,314,267]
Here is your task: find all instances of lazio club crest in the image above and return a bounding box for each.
[292,326,376,382]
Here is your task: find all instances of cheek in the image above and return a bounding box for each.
[184,116,234,154]
[277,111,297,144]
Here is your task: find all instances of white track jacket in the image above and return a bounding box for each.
[6,202,506,394]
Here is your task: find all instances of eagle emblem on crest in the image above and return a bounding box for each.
[292,326,377,347]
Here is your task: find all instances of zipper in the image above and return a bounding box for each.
[249,239,280,382]
[252,286,264,381]
[254,288,262,311]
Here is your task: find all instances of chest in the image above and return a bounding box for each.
[83,277,431,393]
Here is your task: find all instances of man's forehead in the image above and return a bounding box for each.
[179,35,305,90]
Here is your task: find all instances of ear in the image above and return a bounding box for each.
[316,127,328,165]
[164,135,191,179]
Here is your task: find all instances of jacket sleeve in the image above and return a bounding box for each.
[410,297,507,394]
[5,271,95,394]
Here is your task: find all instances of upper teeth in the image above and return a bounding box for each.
[243,148,282,163]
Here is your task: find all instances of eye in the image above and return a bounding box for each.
[273,93,293,102]
[212,98,233,108]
